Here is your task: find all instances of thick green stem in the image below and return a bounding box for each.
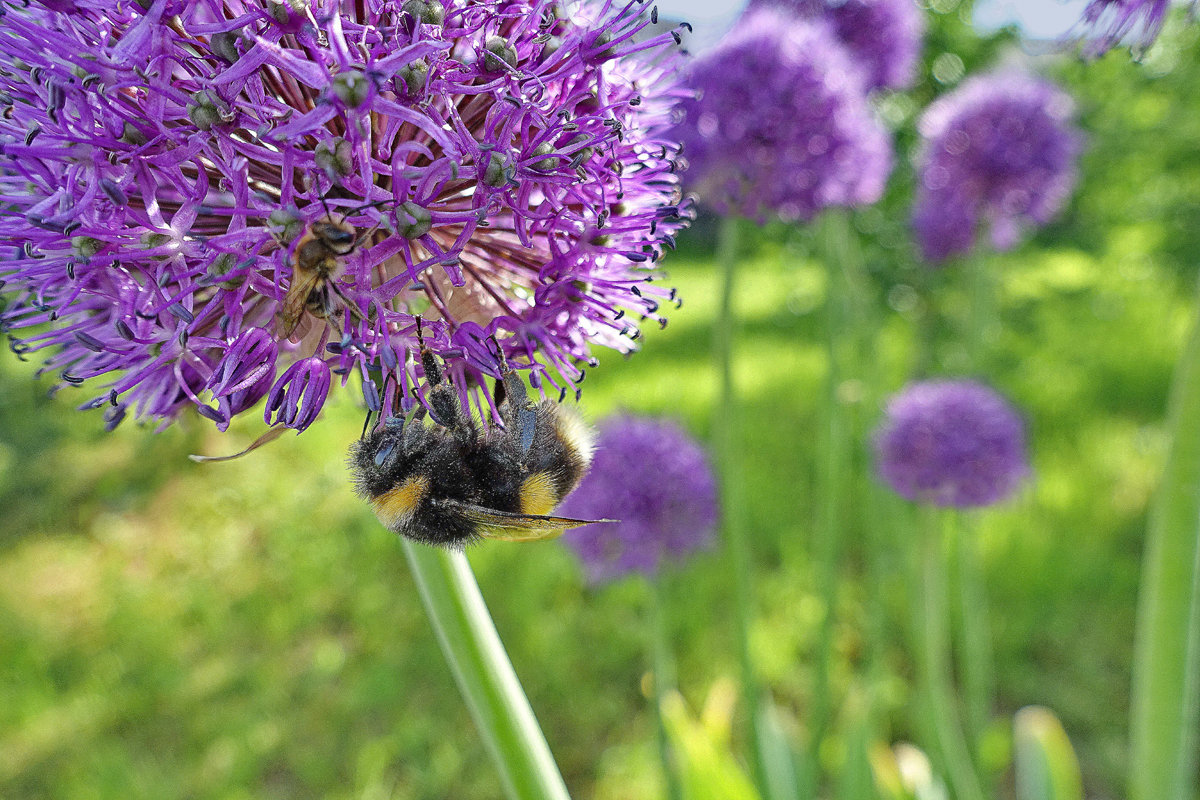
[914,510,986,800]
[403,542,570,800]
[1129,282,1200,800]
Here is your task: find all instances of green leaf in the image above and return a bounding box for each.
[1012,706,1082,800]
[753,700,801,800]
[1129,292,1200,800]
[874,743,946,800]
[660,685,762,800]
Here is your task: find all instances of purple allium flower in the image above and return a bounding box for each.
[0,0,690,435]
[672,7,893,223]
[751,0,925,91]
[873,380,1029,508]
[1076,0,1171,56]
[912,73,1082,265]
[560,415,718,583]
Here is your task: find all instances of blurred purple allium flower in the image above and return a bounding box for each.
[873,380,1029,508]
[751,0,925,91]
[561,415,718,582]
[0,0,690,434]
[912,73,1082,264]
[1076,0,1171,55]
[672,7,893,223]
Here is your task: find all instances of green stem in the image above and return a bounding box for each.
[951,516,994,763]
[651,576,684,800]
[713,216,770,789]
[965,254,994,372]
[1129,281,1200,800]
[956,253,997,762]
[912,258,937,380]
[811,211,854,772]
[914,509,986,800]
[715,215,754,690]
[403,542,570,800]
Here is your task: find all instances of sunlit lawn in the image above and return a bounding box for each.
[4,10,1200,800]
[1,208,1190,796]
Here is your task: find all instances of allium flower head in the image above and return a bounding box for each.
[873,380,1029,508]
[673,7,893,223]
[751,0,925,91]
[1076,0,1171,56]
[912,73,1082,264]
[0,0,689,434]
[560,415,718,583]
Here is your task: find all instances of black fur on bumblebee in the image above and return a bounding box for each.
[348,325,609,549]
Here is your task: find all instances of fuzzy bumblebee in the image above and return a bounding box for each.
[349,335,605,549]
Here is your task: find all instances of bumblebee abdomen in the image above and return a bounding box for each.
[371,475,478,548]
[519,471,563,516]
[465,441,526,514]
[368,474,429,532]
[527,401,596,499]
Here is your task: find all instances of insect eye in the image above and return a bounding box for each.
[325,228,355,246]
[374,440,397,466]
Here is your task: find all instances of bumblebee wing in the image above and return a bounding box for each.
[277,270,324,337]
[454,502,613,543]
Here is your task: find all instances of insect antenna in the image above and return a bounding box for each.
[344,198,394,247]
[317,192,335,220]
[343,198,392,217]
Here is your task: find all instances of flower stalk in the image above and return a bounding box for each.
[950,520,995,764]
[402,542,570,800]
[914,509,986,800]
[810,210,855,777]
[651,575,685,800]
[712,215,769,791]
[957,257,998,758]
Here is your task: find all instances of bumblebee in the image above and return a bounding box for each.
[276,212,372,339]
[349,331,606,549]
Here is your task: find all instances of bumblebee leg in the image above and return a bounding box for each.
[403,403,430,452]
[487,337,530,416]
[426,379,474,442]
[414,319,477,445]
[487,336,538,454]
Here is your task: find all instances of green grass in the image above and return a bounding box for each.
[0,223,1187,797]
[4,9,1200,800]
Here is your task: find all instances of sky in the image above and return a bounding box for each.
[652,0,1093,51]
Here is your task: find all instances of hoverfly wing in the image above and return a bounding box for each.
[455,502,614,542]
[276,270,325,339]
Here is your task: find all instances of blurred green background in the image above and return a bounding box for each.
[3,6,1200,800]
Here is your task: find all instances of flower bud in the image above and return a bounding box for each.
[402,0,445,26]
[397,201,433,239]
[484,36,518,71]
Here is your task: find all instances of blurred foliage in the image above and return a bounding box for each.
[3,4,1200,800]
